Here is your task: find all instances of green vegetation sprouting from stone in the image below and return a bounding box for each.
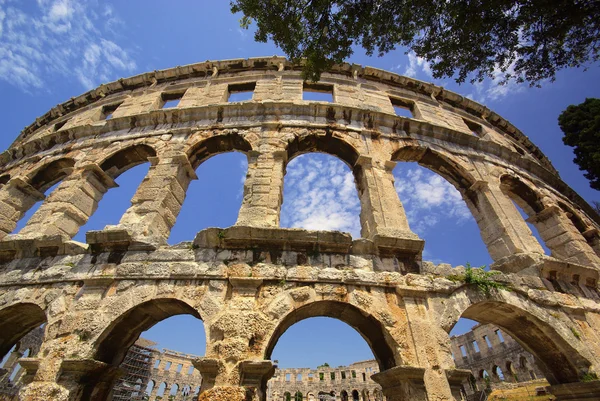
[448,263,507,296]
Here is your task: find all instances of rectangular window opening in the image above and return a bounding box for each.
[330,372,335,380]
[228,82,256,102]
[463,118,483,136]
[495,329,505,343]
[161,92,184,109]
[154,360,161,369]
[351,370,356,378]
[341,371,346,380]
[176,363,183,373]
[102,103,121,120]
[460,345,467,357]
[472,341,480,353]
[390,97,414,118]
[164,361,172,371]
[187,365,194,375]
[285,373,291,382]
[319,372,324,381]
[297,373,302,381]
[308,373,313,381]
[484,335,492,348]
[303,82,334,102]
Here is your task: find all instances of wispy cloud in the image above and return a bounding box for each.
[394,165,473,235]
[281,154,361,238]
[0,0,136,91]
[403,51,432,78]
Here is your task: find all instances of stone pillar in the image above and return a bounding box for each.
[236,150,285,228]
[2,349,23,373]
[239,360,276,401]
[355,157,423,250]
[468,181,545,262]
[16,165,116,240]
[148,383,160,400]
[401,295,457,401]
[371,366,427,401]
[530,205,600,266]
[109,153,197,246]
[0,178,45,239]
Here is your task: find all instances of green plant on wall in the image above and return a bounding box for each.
[448,263,507,296]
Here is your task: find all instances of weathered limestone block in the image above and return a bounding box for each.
[254,78,302,102]
[371,366,428,401]
[415,101,473,135]
[532,206,600,267]
[16,166,116,240]
[236,150,285,228]
[111,92,162,118]
[108,153,196,246]
[60,107,103,130]
[469,181,545,263]
[178,83,228,107]
[355,156,422,248]
[0,179,45,239]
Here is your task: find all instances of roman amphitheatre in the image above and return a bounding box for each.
[0,56,599,401]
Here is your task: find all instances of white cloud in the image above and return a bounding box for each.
[0,0,136,91]
[281,155,361,238]
[404,52,432,78]
[394,165,473,235]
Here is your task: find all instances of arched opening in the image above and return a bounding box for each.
[499,175,550,255]
[340,390,349,401]
[449,299,589,386]
[0,304,46,361]
[265,301,398,372]
[351,389,360,400]
[169,134,250,243]
[74,145,155,241]
[88,299,205,401]
[281,153,361,238]
[493,365,505,381]
[284,391,292,401]
[294,390,303,401]
[11,158,75,234]
[392,161,491,266]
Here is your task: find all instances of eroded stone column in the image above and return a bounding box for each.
[0,178,45,239]
[531,205,600,267]
[355,157,422,247]
[401,296,458,401]
[110,153,197,246]
[236,150,285,228]
[16,165,116,240]
[371,366,428,401]
[469,181,545,262]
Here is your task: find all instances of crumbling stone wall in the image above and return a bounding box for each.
[0,57,599,401]
[266,360,383,401]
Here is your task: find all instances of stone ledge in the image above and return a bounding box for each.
[86,229,156,253]
[193,226,424,258]
[0,235,87,261]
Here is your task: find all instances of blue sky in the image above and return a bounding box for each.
[2,0,600,372]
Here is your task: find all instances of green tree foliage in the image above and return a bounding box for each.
[230,0,600,84]
[559,98,600,190]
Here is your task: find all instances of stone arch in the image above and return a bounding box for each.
[0,303,46,361]
[492,365,505,381]
[351,389,360,400]
[94,298,202,366]
[286,132,360,170]
[263,299,398,372]
[27,157,76,192]
[448,292,592,385]
[99,143,157,179]
[499,174,544,216]
[187,132,253,170]
[340,390,349,401]
[391,144,476,191]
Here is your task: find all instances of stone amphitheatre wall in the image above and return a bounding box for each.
[0,57,600,401]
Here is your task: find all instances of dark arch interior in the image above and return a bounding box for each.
[264,301,397,371]
[95,299,201,366]
[558,202,588,233]
[459,301,587,384]
[499,175,544,215]
[187,133,252,170]
[100,144,157,179]
[0,174,10,185]
[286,133,360,170]
[29,158,75,192]
[0,303,47,360]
